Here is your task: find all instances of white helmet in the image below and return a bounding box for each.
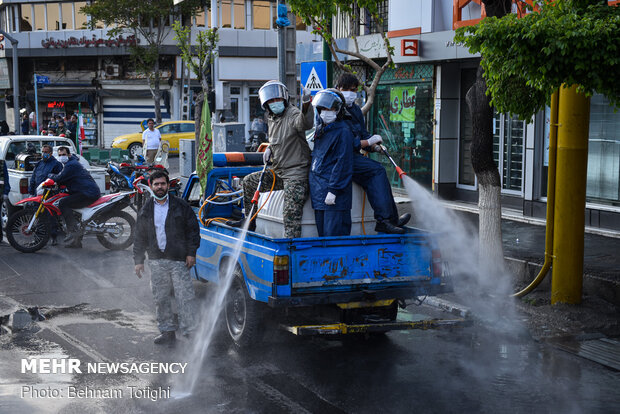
[258,81,289,109]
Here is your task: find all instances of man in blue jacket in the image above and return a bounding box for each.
[30,145,63,244]
[336,73,410,234]
[48,146,100,248]
[0,157,10,243]
[310,89,355,237]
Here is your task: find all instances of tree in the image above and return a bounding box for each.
[172,21,218,155]
[82,0,205,123]
[453,0,619,273]
[287,0,395,115]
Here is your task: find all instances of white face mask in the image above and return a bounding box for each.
[268,101,285,115]
[58,155,69,164]
[319,110,337,124]
[341,91,357,107]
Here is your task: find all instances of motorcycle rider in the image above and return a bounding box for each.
[336,73,410,234]
[0,157,10,243]
[48,146,100,248]
[230,81,314,237]
[29,145,63,245]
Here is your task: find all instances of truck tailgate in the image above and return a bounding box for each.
[290,233,435,294]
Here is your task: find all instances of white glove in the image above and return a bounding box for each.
[367,135,383,147]
[263,146,272,164]
[325,192,336,205]
[302,87,312,104]
[36,188,44,196]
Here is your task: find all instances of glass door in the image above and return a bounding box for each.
[493,112,525,194]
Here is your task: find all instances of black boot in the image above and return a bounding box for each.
[154,331,176,345]
[396,213,411,227]
[375,220,406,234]
[64,232,82,248]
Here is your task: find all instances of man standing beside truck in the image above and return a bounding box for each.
[230,81,314,238]
[134,171,200,345]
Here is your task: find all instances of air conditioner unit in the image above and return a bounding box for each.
[105,64,120,77]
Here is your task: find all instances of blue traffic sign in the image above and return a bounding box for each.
[35,75,50,85]
[300,61,327,96]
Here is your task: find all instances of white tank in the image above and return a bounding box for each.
[255,184,376,238]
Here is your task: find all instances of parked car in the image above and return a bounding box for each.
[111,121,195,158]
[0,135,110,228]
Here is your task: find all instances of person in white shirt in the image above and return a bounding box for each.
[142,118,161,163]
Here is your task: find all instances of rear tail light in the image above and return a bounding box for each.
[432,249,443,277]
[274,255,289,285]
[105,174,111,190]
[19,178,28,194]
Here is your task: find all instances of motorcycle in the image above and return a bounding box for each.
[5,179,136,253]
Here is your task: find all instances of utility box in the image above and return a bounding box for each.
[213,123,245,152]
[179,139,196,177]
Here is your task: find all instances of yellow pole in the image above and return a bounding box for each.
[512,90,559,298]
[551,85,590,305]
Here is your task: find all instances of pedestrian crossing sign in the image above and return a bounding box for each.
[301,61,328,96]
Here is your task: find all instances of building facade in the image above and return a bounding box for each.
[297,0,620,231]
[0,0,316,148]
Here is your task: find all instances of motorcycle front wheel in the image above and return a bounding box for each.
[95,210,135,250]
[6,209,51,253]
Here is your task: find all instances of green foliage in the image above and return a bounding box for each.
[454,1,620,120]
[172,21,219,90]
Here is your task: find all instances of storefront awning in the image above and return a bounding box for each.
[26,88,96,103]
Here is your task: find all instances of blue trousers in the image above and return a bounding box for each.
[352,155,398,223]
[314,210,351,237]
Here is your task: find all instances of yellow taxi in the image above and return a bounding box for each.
[111,120,195,157]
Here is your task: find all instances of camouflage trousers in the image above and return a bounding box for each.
[243,170,309,238]
[149,258,196,335]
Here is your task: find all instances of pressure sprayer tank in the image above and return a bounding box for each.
[255,184,376,238]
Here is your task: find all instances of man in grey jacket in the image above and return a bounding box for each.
[232,81,313,238]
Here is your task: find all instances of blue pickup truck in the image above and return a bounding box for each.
[183,154,460,348]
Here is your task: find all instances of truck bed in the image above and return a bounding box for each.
[193,222,448,307]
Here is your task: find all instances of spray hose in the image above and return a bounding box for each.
[198,168,276,227]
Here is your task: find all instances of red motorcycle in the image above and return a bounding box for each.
[6,179,136,253]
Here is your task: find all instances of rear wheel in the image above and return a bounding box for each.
[127,143,143,159]
[224,267,265,348]
[6,209,50,253]
[95,210,135,250]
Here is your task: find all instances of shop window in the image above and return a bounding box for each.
[47,3,60,31]
[370,82,434,189]
[34,4,45,30]
[493,111,524,193]
[61,3,73,30]
[458,68,477,187]
[253,1,271,30]
[221,0,231,28]
[75,2,88,29]
[234,0,245,29]
[20,4,33,32]
[586,94,620,204]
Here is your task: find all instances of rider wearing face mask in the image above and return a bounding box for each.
[336,73,411,235]
[310,89,355,237]
[48,146,100,248]
[29,145,63,245]
[230,80,314,238]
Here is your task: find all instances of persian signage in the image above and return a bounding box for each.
[41,35,139,49]
[390,85,416,123]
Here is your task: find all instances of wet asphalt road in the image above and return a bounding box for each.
[1,237,620,414]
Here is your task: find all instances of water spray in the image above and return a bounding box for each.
[380,145,406,179]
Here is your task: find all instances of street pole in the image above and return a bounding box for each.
[277,0,286,83]
[0,30,19,133]
[34,74,39,135]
